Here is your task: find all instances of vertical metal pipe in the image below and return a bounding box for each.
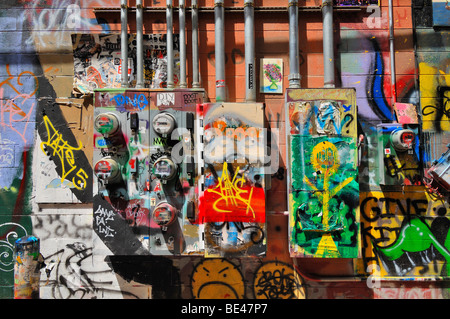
[244,0,256,102]
[179,0,187,88]
[322,0,335,88]
[288,0,301,88]
[121,0,128,87]
[166,0,174,88]
[192,0,200,88]
[215,0,226,101]
[389,0,397,104]
[136,0,144,88]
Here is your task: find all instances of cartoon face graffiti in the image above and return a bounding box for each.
[191,259,245,299]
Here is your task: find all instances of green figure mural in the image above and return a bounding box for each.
[285,88,359,258]
[289,136,359,257]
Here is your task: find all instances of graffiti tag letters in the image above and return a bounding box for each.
[200,162,265,223]
[40,115,88,190]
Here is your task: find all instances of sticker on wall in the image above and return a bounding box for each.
[260,59,283,94]
[285,88,360,258]
[394,103,418,124]
[72,34,180,93]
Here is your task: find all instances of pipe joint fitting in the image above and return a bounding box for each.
[320,1,333,8]
[288,74,302,88]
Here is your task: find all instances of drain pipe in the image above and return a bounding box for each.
[288,0,301,88]
[215,0,226,101]
[179,0,187,88]
[389,0,397,104]
[136,0,144,88]
[322,0,335,88]
[167,0,174,88]
[120,0,128,87]
[244,0,256,102]
[192,0,200,88]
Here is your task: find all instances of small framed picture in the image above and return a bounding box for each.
[260,58,283,94]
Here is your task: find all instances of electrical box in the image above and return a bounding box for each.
[92,90,268,257]
[285,88,360,258]
[92,88,204,256]
[377,123,422,186]
[197,102,267,257]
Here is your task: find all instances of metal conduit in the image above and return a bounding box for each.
[322,0,335,88]
[288,0,301,88]
[192,0,200,88]
[167,0,174,88]
[179,0,187,88]
[214,0,226,101]
[389,0,397,104]
[120,0,128,87]
[136,0,144,88]
[244,0,256,102]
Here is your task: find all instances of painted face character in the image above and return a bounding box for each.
[191,259,245,299]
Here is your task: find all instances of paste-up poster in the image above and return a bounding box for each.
[260,58,283,94]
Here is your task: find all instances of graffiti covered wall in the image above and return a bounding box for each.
[0,0,448,299]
